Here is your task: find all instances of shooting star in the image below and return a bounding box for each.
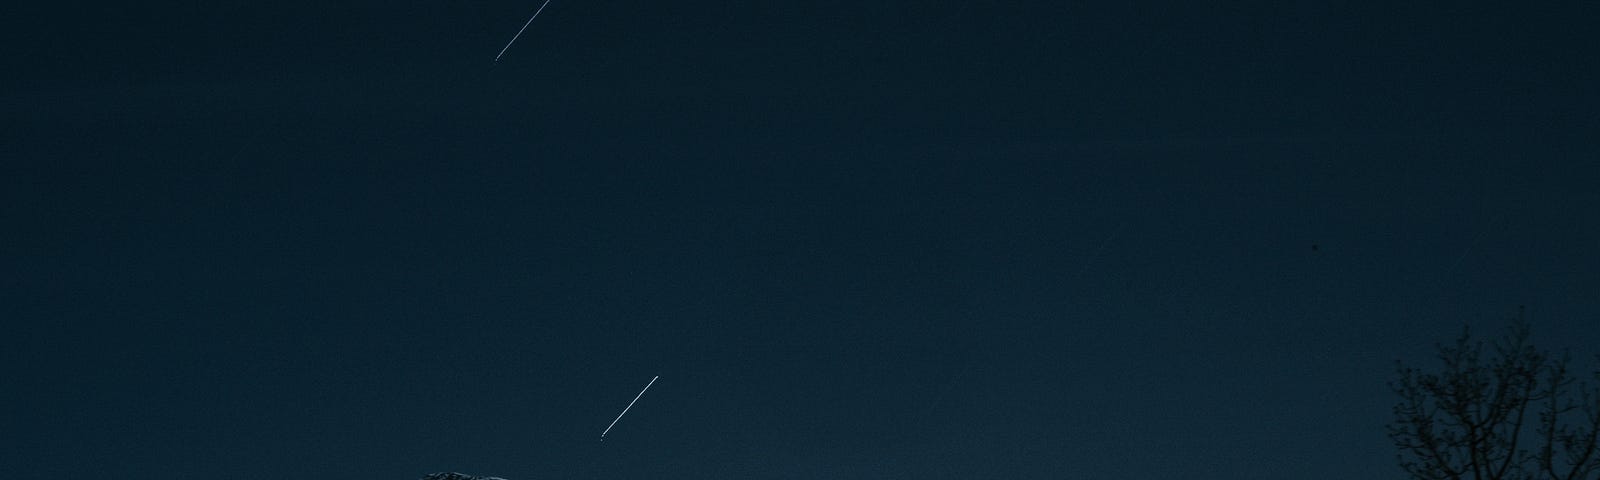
[601,375,659,440]
[494,0,554,63]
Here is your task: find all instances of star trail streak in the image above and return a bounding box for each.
[601,375,659,440]
[494,0,553,62]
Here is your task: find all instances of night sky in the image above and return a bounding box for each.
[4,1,1599,479]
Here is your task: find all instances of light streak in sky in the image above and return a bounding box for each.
[601,375,659,440]
[494,0,554,62]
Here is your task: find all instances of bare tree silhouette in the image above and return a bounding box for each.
[1389,311,1600,480]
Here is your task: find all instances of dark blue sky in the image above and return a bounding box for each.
[3,1,1598,479]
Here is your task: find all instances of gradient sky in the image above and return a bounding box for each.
[4,1,1598,479]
